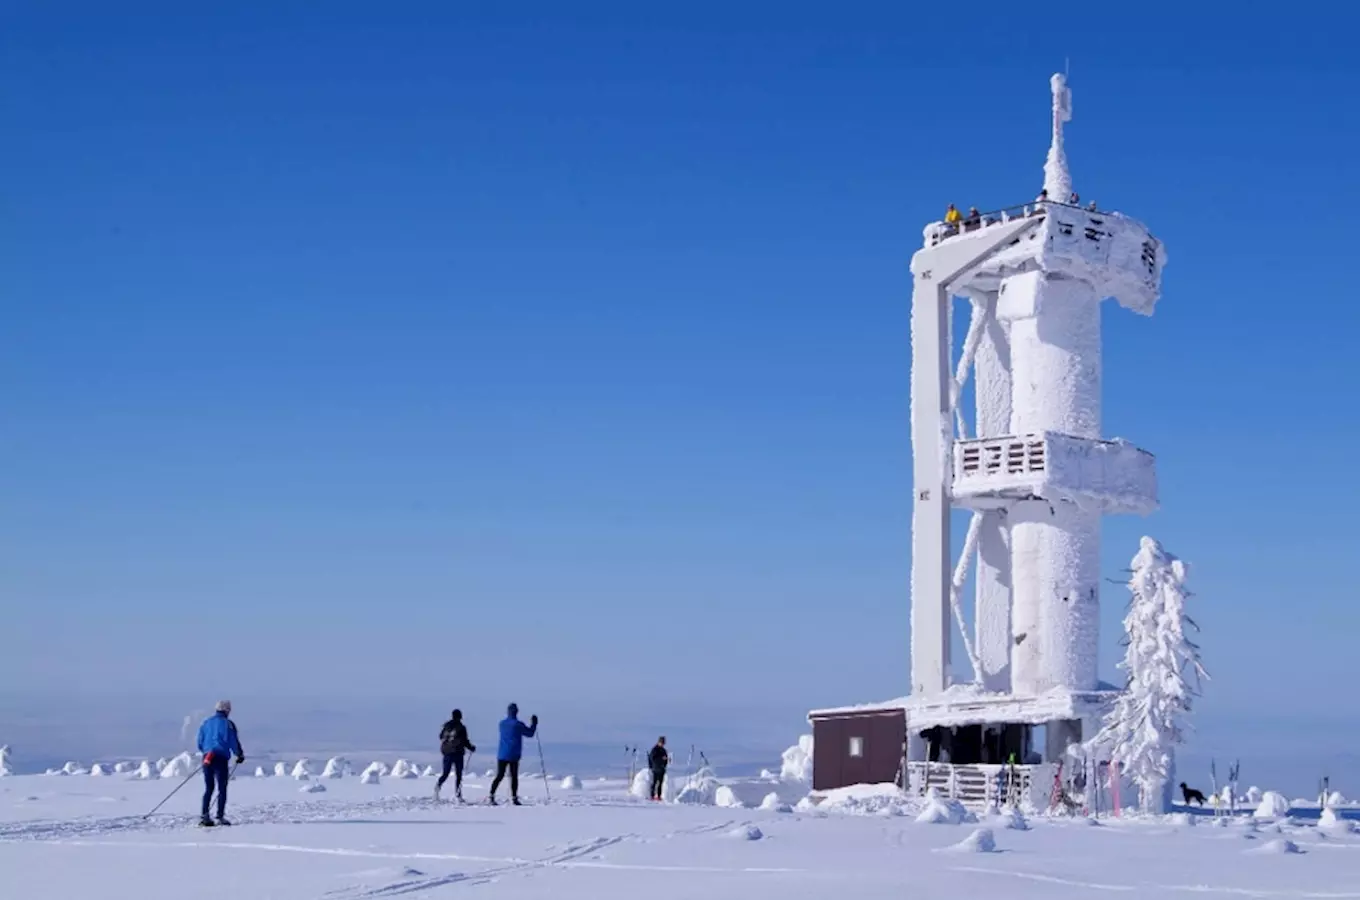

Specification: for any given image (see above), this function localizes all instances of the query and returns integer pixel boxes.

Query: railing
[957,435,1047,479]
[924,199,1109,248]
[906,761,1052,809]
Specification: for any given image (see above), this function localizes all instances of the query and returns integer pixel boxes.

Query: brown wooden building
[807,703,907,792]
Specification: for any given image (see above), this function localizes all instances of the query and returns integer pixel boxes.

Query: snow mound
[134,761,153,779]
[760,768,776,780]
[813,783,911,817]
[320,757,348,779]
[630,768,653,798]
[715,786,746,809]
[390,759,420,779]
[1245,786,1263,804]
[760,792,793,813]
[725,824,763,841]
[62,761,89,776]
[560,775,582,791]
[779,735,814,782]
[361,762,385,782]
[360,769,380,785]
[1326,790,1346,807]
[89,764,108,777]
[483,768,495,778]
[155,757,169,771]
[940,828,998,853]
[673,768,721,806]
[914,789,972,825]
[421,765,436,778]
[1319,807,1356,833]
[299,782,327,794]
[273,762,288,777]
[1168,812,1196,827]
[113,762,134,774]
[159,753,196,779]
[988,808,1030,830]
[0,745,11,777]
[254,766,267,778]
[290,759,313,780]
[1248,838,1301,855]
[1254,791,1290,819]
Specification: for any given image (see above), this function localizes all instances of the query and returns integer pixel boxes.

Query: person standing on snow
[488,703,537,806]
[435,709,476,803]
[196,700,244,827]
[647,737,670,801]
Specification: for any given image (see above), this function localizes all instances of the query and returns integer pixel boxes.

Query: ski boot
[512,797,522,807]
[487,795,498,806]
[198,817,216,828]
[215,817,233,827]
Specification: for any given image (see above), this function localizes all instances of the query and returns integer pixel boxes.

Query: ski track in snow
[0,794,620,843]
[950,865,1360,898]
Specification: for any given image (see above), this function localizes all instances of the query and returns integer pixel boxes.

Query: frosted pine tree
[1094,537,1208,814]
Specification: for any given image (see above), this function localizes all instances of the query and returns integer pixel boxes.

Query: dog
[1180,782,1208,806]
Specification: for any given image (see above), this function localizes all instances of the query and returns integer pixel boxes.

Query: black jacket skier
[435,709,476,801]
[647,737,669,801]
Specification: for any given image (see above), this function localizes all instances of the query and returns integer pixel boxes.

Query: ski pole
[143,762,204,819]
[536,733,551,802]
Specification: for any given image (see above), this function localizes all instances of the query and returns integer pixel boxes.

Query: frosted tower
[904,75,1165,766]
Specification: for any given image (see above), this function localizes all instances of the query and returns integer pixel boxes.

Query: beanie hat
[215,700,232,714]
[507,702,518,717]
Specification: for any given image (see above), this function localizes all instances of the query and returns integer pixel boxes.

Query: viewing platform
[951,431,1158,515]
[918,200,1165,315]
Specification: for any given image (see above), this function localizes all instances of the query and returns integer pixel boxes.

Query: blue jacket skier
[196,701,244,827]
[489,703,537,805]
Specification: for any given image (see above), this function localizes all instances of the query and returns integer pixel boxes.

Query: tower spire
[1044,73,1073,203]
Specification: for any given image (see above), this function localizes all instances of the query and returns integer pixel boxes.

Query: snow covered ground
[3,773,1359,898]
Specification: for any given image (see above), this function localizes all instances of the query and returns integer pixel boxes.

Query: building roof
[808,682,1122,727]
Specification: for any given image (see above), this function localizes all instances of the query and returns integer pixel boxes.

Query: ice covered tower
[904,74,1166,765]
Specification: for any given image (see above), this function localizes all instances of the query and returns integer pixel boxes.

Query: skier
[647,737,669,802]
[196,700,244,827]
[435,709,476,802]
[488,703,537,806]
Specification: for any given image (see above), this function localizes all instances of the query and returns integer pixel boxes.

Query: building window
[848,736,864,758]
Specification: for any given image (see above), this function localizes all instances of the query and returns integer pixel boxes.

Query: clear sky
[3,2,1357,787]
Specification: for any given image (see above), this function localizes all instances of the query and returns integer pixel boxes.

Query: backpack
[440,721,465,756]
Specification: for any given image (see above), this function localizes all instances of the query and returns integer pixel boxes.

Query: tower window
[848,736,864,758]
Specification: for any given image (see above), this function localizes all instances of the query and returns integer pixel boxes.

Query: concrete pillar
[999,271,1102,695]
[973,296,1013,692]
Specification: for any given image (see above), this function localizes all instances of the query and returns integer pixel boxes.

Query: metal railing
[926,199,1107,247]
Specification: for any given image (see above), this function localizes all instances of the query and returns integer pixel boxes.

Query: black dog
[1180,782,1208,806]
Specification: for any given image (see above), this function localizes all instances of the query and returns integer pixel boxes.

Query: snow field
[4,773,1357,900]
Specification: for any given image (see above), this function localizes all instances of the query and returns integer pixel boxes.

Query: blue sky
[3,3,1357,787]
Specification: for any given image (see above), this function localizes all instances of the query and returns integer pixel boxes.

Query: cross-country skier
[196,700,244,827]
[647,737,669,801]
[488,703,537,806]
[435,709,476,802]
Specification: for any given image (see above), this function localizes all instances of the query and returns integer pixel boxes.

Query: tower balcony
[951,431,1157,515]
[923,200,1164,316]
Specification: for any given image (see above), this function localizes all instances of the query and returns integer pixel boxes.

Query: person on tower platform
[964,206,982,231]
[943,203,962,236]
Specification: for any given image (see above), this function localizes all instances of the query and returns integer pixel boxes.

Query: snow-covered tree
[1093,537,1208,814]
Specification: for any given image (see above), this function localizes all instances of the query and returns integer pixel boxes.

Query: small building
[807,702,907,792]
